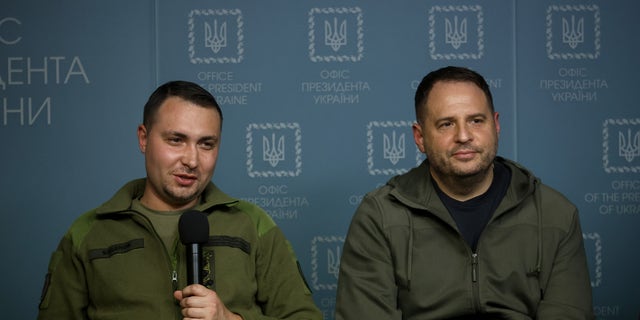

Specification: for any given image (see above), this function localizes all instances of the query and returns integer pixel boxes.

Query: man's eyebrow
[199,135,219,142]
[467,113,488,119]
[432,112,488,123]
[163,131,187,138]
[433,115,454,123]
[162,131,218,141]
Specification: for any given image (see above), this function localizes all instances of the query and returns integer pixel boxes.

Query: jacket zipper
[471,253,478,282]
[471,252,481,313]
[170,238,180,292]
[132,212,180,292]
[172,270,178,291]
[451,225,482,314]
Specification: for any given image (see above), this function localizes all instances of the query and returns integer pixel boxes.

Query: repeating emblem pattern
[583,232,602,288]
[546,5,600,60]
[246,123,302,178]
[603,118,640,173]
[308,7,364,62]
[310,236,345,291]
[428,5,484,60]
[188,9,244,64]
[367,121,423,175]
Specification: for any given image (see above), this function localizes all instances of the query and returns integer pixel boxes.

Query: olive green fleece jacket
[38,179,321,320]
[335,157,594,320]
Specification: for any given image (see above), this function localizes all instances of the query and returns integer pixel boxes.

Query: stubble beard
[161,179,202,207]
[428,142,497,187]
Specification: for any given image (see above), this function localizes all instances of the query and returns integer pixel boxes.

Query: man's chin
[451,164,487,178]
[165,189,201,207]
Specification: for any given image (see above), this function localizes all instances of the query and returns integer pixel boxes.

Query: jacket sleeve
[37,233,89,320]
[536,208,594,320]
[237,226,322,320]
[335,195,402,320]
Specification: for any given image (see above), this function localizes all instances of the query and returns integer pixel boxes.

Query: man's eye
[200,141,216,150]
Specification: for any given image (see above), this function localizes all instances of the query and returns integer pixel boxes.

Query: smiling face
[137,96,221,211]
[413,80,500,185]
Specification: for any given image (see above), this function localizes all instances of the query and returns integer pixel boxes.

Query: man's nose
[455,125,473,143]
[182,144,198,168]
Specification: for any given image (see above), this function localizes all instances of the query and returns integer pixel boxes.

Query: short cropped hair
[142,80,222,130]
[414,66,494,123]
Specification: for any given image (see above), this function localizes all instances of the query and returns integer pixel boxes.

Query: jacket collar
[387,156,537,217]
[94,178,239,216]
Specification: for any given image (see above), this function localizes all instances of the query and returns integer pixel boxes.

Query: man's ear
[137,124,148,153]
[412,122,426,154]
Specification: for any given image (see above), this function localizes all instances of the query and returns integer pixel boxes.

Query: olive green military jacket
[38,179,321,320]
[336,158,594,320]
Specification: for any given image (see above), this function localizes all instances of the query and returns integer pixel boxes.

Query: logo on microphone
[188,9,244,64]
[247,122,302,178]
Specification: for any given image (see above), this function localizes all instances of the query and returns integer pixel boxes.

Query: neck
[431,164,494,201]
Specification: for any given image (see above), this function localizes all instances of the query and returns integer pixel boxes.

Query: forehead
[154,96,221,133]
[425,81,491,115]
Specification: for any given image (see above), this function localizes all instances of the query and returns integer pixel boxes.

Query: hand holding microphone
[175,211,242,319]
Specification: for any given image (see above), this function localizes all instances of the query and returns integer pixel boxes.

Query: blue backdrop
[2,0,638,318]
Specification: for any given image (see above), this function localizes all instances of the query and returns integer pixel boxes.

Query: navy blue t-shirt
[433,161,511,252]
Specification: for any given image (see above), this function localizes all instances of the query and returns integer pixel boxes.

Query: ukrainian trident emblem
[383,131,405,165]
[562,15,584,49]
[619,129,640,163]
[326,245,341,280]
[445,15,467,50]
[263,133,285,167]
[204,19,227,53]
[324,17,347,52]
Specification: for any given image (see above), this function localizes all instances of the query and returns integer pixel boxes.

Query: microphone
[178,210,210,285]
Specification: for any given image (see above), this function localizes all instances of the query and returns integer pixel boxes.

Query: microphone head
[179,210,210,244]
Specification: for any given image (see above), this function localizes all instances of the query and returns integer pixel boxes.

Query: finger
[181,295,216,309]
[181,303,212,319]
[181,284,209,298]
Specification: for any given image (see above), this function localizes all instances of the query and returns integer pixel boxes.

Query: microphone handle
[186,243,203,285]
